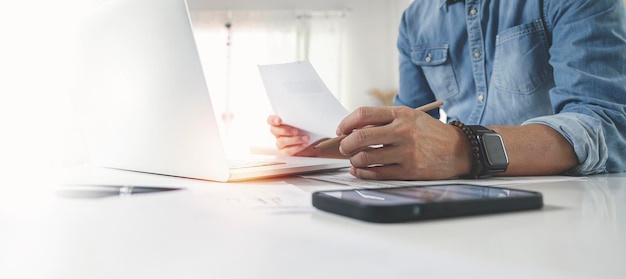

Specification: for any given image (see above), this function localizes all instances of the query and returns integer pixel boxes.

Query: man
[268,0,626,180]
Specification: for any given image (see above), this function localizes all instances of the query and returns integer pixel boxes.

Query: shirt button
[477,93,484,102]
[425,54,432,63]
[469,8,478,16]
[473,51,481,58]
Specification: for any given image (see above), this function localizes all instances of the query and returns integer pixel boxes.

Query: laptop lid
[76,0,349,182]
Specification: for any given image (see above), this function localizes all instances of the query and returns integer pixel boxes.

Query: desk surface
[1,166,625,279]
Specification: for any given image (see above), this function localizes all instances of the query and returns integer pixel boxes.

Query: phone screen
[321,184,537,205]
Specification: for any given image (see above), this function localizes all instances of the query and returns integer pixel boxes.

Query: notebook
[75,0,350,182]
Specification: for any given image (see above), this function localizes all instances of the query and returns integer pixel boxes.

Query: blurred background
[0,0,411,190]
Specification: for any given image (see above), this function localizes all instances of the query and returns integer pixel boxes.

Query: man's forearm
[490,124,578,176]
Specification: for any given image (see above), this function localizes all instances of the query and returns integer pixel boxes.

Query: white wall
[188,0,353,10]
[188,0,412,110]
[337,0,408,110]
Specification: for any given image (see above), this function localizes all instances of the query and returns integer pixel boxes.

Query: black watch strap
[465,125,509,177]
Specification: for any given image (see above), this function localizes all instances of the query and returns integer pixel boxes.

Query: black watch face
[482,133,509,167]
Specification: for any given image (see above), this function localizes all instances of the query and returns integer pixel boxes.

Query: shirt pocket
[492,20,552,94]
[411,45,460,99]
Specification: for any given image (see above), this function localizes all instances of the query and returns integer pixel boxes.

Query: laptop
[75,0,350,182]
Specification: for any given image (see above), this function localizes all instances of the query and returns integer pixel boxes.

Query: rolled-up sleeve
[524,0,626,175]
[523,113,609,175]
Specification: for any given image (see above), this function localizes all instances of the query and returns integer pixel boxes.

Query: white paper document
[258,61,349,143]
[197,181,314,214]
[221,184,313,213]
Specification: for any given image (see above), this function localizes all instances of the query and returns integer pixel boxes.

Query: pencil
[313,100,444,149]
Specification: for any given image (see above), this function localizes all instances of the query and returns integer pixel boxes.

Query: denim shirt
[395,0,626,175]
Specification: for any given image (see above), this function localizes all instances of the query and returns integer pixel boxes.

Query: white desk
[1,166,624,279]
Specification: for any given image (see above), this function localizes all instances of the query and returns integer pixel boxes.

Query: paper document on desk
[199,181,314,214]
[258,61,349,143]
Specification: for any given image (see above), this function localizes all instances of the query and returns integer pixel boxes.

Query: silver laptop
[75,0,350,182]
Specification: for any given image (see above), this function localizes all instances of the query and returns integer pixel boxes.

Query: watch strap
[449,121,484,178]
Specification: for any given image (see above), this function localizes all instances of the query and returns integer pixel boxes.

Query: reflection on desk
[0,166,624,279]
[581,175,625,235]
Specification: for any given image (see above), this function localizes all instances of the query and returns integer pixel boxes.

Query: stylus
[57,184,183,199]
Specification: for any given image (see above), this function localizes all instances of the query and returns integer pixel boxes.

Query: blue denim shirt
[395,0,626,175]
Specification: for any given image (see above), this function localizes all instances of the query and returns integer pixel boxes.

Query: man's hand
[336,106,472,180]
[267,115,314,156]
[267,115,347,158]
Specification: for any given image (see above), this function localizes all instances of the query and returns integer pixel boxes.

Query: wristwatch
[465,125,509,176]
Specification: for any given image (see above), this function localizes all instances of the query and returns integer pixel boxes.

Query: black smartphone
[312,184,543,223]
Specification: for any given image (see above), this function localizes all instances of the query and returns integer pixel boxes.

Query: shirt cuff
[522,112,608,175]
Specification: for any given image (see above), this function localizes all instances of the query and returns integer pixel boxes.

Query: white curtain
[190,10,346,153]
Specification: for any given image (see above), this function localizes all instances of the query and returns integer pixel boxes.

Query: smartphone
[312,184,543,223]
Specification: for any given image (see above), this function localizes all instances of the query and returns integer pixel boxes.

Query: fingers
[270,124,301,138]
[336,106,418,155]
[336,107,398,136]
[268,115,301,138]
[338,126,397,156]
[266,115,282,126]
[267,114,311,156]
[347,145,399,168]
[270,122,309,155]
[348,165,409,180]
[337,106,460,180]
[275,134,309,150]
[343,117,471,180]
[345,145,417,180]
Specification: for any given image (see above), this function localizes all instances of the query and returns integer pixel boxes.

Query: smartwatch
[465,125,509,176]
